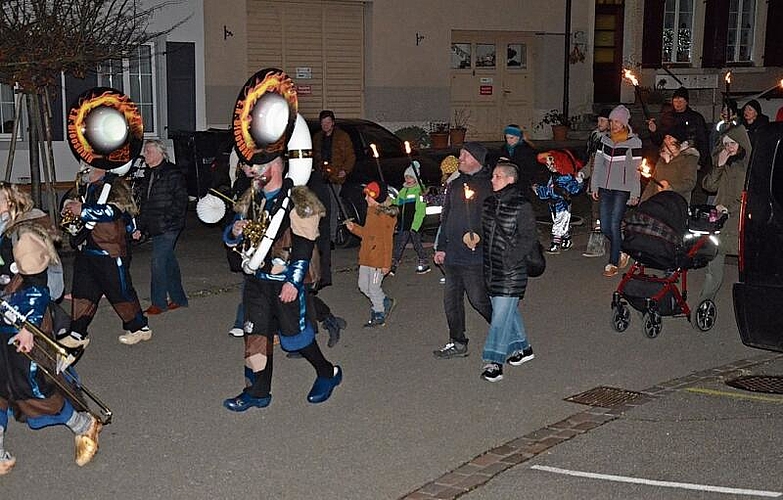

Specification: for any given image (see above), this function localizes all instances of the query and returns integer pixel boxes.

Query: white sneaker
[228,327,244,338]
[59,334,90,349]
[118,326,152,345]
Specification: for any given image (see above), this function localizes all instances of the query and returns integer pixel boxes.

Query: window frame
[96,43,157,135]
[662,0,695,65]
[0,83,20,140]
[726,0,756,63]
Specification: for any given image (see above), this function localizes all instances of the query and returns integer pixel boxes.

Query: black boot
[322,314,347,347]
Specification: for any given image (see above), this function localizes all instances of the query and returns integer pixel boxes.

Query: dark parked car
[733,122,783,352]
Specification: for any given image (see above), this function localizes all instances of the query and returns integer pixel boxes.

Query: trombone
[2,300,113,424]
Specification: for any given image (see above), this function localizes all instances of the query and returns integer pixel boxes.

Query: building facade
[1,0,781,183]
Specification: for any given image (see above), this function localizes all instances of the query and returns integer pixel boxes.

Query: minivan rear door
[733,122,783,352]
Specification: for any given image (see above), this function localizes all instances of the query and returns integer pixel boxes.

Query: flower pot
[449,128,466,147]
[429,132,449,149]
[551,125,569,141]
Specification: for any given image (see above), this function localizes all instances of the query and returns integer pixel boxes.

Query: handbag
[525,241,546,278]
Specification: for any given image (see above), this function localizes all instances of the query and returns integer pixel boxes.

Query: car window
[357,123,405,158]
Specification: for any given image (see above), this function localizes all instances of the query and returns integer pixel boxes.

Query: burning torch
[638,158,664,188]
[622,68,650,120]
[462,183,480,251]
[369,143,386,183]
[724,70,732,98]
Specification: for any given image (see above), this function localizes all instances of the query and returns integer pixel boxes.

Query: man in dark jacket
[647,86,711,204]
[432,142,493,359]
[136,139,189,314]
[478,161,537,382]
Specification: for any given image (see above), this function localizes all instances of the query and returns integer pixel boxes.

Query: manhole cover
[565,386,644,408]
[725,375,783,394]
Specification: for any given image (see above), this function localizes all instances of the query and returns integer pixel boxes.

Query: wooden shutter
[246,1,363,119]
[764,0,783,66]
[641,0,665,68]
[702,0,729,68]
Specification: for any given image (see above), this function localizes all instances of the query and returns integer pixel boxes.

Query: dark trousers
[393,229,427,265]
[443,263,492,343]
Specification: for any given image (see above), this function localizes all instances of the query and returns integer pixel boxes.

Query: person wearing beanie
[640,122,699,204]
[740,99,769,145]
[0,224,103,475]
[432,141,493,359]
[590,104,643,277]
[493,124,543,193]
[390,160,431,276]
[581,109,612,257]
[647,86,710,203]
[345,181,398,327]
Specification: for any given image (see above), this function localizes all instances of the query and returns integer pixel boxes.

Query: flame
[725,71,732,84]
[370,143,379,158]
[404,141,411,155]
[638,158,652,179]
[780,78,783,88]
[622,68,639,87]
[463,183,475,200]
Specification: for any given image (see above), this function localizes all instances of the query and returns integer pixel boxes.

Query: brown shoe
[166,302,181,311]
[602,264,619,277]
[75,415,102,466]
[145,305,165,315]
[0,451,16,475]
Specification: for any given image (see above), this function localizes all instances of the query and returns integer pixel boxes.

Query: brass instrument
[60,206,83,235]
[2,300,112,424]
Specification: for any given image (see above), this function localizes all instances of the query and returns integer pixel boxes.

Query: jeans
[150,230,188,309]
[482,296,530,365]
[443,264,492,343]
[599,188,630,266]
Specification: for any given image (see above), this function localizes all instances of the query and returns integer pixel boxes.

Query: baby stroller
[610,191,727,338]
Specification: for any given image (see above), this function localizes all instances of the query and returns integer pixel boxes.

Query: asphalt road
[2,203,781,500]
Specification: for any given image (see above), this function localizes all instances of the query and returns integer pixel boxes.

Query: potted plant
[395,125,430,149]
[428,121,450,149]
[449,108,471,147]
[535,109,570,141]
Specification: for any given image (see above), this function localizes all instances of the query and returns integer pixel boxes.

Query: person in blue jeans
[136,139,189,313]
[589,105,642,277]
[479,161,537,382]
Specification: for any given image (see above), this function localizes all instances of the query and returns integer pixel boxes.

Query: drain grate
[564,386,644,408]
[726,375,783,395]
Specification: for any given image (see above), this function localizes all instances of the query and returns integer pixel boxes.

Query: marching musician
[0,225,101,474]
[222,152,343,411]
[58,165,150,349]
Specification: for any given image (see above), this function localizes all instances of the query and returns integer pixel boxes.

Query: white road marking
[530,465,782,498]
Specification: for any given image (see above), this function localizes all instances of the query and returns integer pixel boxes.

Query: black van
[733,122,783,352]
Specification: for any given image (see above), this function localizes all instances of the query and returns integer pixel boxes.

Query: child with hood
[390,161,430,276]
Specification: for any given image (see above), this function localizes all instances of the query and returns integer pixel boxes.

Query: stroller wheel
[642,311,662,338]
[693,299,717,332]
[611,304,631,332]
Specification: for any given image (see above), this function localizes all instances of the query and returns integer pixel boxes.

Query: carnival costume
[0,228,101,474]
[220,68,342,411]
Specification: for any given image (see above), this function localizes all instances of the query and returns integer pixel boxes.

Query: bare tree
[0,0,185,212]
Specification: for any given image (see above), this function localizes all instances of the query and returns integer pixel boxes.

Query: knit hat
[743,99,763,116]
[461,141,487,165]
[665,122,689,143]
[609,105,631,128]
[13,231,51,275]
[598,107,612,119]
[363,181,388,202]
[404,160,420,179]
[503,125,522,138]
[672,86,689,101]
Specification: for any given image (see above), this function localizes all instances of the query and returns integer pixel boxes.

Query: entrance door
[593,2,624,103]
[450,31,534,141]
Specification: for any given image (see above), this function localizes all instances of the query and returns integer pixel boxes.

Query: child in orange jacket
[346,181,398,327]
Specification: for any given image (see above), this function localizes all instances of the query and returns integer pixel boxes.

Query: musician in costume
[0,183,64,299]
[222,152,342,411]
[59,165,150,348]
[0,225,101,474]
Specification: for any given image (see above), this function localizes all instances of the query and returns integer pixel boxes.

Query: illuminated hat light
[66,87,143,171]
[233,68,298,165]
